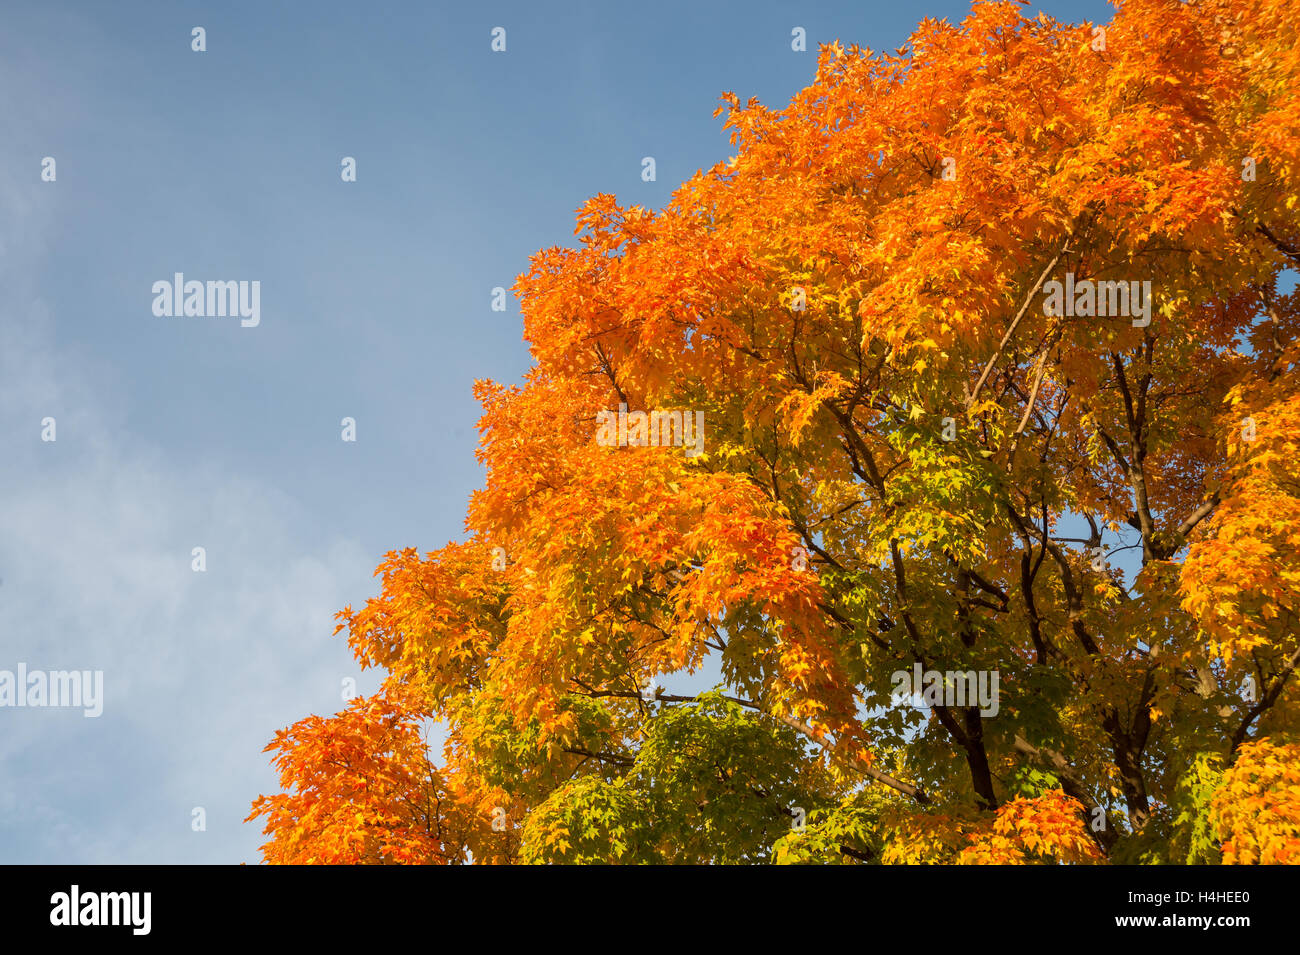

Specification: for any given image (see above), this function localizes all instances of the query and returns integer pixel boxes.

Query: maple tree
[249,0,1300,864]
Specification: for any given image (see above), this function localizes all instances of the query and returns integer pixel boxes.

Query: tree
[248,0,1300,864]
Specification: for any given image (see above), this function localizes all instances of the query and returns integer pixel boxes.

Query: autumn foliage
[249,0,1300,864]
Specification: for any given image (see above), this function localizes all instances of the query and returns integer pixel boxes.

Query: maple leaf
[252,0,1300,867]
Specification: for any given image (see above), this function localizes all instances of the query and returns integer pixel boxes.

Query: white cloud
[0,184,378,865]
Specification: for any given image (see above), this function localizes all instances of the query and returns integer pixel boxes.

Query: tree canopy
[249,0,1300,864]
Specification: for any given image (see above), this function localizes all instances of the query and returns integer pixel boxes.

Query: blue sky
[1,0,1116,863]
